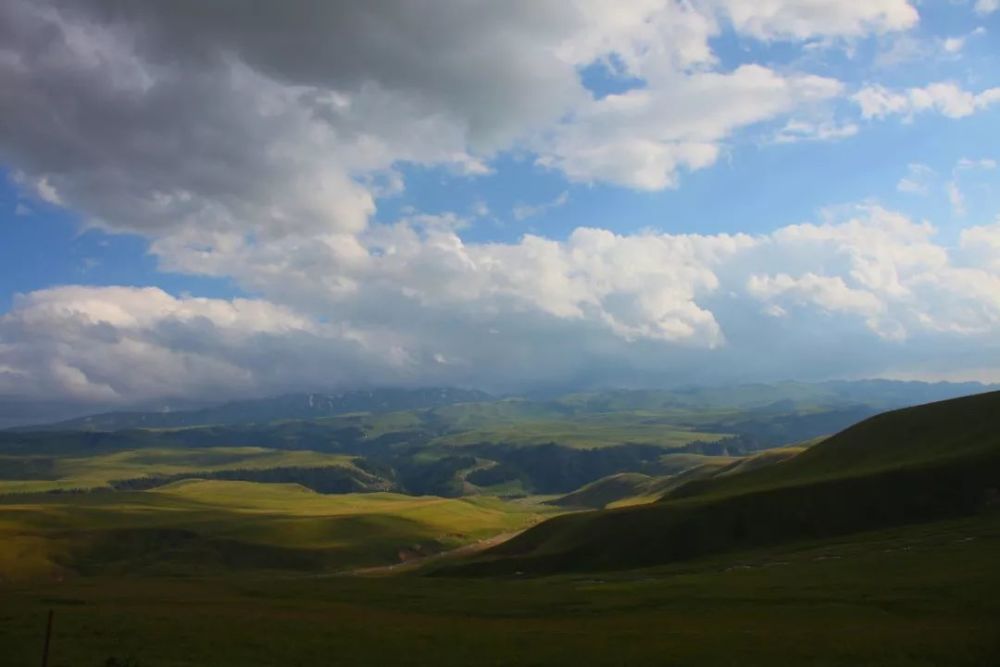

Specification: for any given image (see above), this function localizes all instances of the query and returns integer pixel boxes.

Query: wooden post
[41,609,53,667]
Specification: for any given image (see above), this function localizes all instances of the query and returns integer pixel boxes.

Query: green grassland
[0,481,559,582]
[0,447,363,494]
[0,513,998,666]
[430,413,727,448]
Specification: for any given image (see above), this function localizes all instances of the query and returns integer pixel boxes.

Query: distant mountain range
[14,387,492,431]
[6,380,996,433]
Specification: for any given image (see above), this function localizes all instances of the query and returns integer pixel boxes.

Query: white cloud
[961,219,1000,271]
[947,180,966,215]
[942,37,965,53]
[538,65,844,190]
[0,287,352,402]
[0,0,877,270]
[945,157,997,215]
[854,82,1000,119]
[744,206,1000,339]
[896,163,934,195]
[711,0,918,40]
[773,119,859,143]
[513,191,569,221]
[975,0,999,16]
[2,205,999,403]
[956,158,997,171]
[4,0,997,402]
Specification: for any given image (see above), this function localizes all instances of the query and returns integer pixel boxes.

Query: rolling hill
[549,447,807,509]
[0,480,558,581]
[440,391,1000,575]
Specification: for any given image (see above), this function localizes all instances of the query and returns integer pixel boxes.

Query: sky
[0,0,999,410]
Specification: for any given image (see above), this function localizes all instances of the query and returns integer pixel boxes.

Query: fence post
[41,609,54,667]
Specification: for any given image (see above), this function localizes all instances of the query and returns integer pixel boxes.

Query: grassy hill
[441,391,1000,575]
[0,447,385,494]
[0,480,558,581]
[547,472,657,509]
[548,447,808,510]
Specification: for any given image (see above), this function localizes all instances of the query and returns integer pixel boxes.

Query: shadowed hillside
[440,391,1000,575]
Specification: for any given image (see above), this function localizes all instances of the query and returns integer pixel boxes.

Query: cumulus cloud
[0,0,902,297]
[0,285,456,404]
[853,82,1000,119]
[0,0,909,237]
[2,206,999,403]
[6,0,998,404]
[538,65,844,190]
[961,219,1000,271]
[711,0,918,40]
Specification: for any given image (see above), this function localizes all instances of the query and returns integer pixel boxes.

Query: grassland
[0,480,559,582]
[1,513,998,666]
[430,413,726,449]
[0,447,363,494]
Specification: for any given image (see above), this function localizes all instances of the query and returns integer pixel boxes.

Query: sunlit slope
[0,481,557,581]
[443,391,1000,574]
[666,391,998,501]
[550,448,806,509]
[0,447,381,494]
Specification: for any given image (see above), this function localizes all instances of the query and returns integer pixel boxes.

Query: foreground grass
[0,513,998,666]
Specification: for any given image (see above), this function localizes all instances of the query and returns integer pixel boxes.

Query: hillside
[551,447,809,510]
[440,391,1000,575]
[0,481,557,581]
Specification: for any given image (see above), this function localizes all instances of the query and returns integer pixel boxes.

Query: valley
[1,382,998,665]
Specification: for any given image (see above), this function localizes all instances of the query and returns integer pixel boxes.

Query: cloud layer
[1,0,998,405]
[3,206,998,403]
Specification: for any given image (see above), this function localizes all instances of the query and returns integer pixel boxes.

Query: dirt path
[349,529,524,576]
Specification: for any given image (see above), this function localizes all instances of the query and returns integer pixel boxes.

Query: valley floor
[2,512,998,667]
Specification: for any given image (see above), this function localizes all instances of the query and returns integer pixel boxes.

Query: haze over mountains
[15,387,492,431]
[7,379,995,431]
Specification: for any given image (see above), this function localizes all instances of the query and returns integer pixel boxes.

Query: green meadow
[1,513,998,666]
[0,447,361,494]
[0,480,557,581]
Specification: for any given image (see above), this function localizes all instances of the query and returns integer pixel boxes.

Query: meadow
[1,387,998,665]
[0,480,558,581]
[0,513,998,666]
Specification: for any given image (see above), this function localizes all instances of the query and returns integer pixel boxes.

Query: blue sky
[0,0,998,409]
